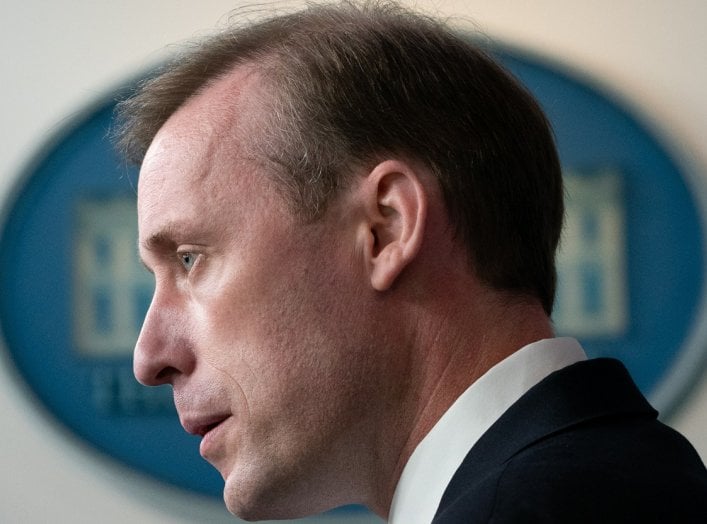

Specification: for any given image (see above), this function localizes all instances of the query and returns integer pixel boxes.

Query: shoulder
[434,415,707,523]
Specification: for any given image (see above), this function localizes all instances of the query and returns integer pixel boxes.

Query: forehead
[137,66,273,232]
[140,66,263,183]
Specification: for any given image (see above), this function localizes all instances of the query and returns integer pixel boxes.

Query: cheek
[186,277,291,404]
[188,224,371,402]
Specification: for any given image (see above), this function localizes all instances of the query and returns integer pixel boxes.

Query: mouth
[182,415,230,438]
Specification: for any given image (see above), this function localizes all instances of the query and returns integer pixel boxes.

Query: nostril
[155,366,180,382]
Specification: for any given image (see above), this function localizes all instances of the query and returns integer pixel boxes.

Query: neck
[368,288,554,518]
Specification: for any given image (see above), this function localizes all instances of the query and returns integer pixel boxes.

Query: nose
[133,292,194,386]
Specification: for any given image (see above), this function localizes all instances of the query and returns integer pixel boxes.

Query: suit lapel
[435,358,657,513]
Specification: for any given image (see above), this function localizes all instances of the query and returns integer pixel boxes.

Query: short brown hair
[114,0,564,314]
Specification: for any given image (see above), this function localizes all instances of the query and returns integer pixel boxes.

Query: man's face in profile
[132,68,388,519]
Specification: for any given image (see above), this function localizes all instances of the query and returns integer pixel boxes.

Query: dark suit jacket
[432,359,707,523]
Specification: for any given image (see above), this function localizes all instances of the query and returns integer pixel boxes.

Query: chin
[224,492,299,522]
[223,470,288,521]
[223,483,263,522]
[223,471,328,522]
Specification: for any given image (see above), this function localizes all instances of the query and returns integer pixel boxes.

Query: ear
[359,159,428,291]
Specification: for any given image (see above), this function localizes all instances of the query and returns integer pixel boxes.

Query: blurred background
[1,1,706,522]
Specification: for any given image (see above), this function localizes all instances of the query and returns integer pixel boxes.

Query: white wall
[2,1,706,522]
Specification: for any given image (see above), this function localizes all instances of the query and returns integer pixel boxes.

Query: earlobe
[361,160,428,291]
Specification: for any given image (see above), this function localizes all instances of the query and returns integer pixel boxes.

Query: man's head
[119,0,564,519]
[133,65,407,518]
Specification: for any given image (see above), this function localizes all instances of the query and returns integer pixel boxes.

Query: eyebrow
[141,227,179,253]
[137,223,182,273]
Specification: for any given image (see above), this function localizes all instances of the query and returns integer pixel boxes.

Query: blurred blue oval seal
[1,46,705,502]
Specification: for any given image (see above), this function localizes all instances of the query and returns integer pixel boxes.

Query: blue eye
[180,252,196,271]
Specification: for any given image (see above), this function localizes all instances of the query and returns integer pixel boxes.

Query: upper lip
[181,414,230,437]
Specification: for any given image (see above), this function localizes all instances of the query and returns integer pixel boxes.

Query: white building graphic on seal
[74,197,152,357]
[554,170,628,338]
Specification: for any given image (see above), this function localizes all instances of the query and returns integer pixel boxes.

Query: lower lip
[199,418,229,458]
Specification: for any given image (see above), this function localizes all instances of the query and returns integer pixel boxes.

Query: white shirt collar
[388,337,586,524]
